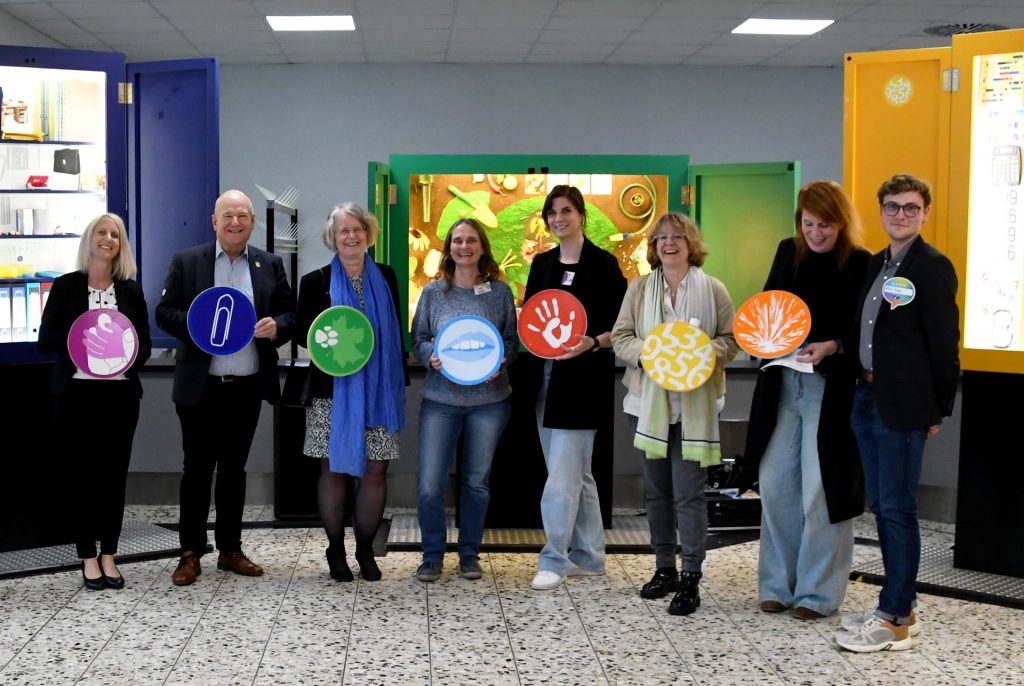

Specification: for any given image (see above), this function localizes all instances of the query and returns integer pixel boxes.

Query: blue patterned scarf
[328,254,405,476]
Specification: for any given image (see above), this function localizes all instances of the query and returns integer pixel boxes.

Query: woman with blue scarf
[297,203,407,582]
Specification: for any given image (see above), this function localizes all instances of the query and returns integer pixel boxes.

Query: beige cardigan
[611,270,738,402]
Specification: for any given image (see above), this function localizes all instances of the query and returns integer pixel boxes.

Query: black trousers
[176,374,262,556]
[55,379,140,559]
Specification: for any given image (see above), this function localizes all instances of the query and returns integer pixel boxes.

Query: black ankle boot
[355,546,381,581]
[326,546,353,582]
[668,570,702,616]
[640,567,679,599]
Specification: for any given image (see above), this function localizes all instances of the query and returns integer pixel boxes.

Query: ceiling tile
[54,1,161,19]
[751,2,868,21]
[355,0,454,15]
[124,46,204,60]
[536,29,633,44]
[95,31,191,48]
[554,1,660,17]
[823,19,934,36]
[1,3,65,20]
[938,8,1024,24]
[651,1,763,19]
[360,28,449,42]
[253,0,357,14]
[605,53,686,65]
[524,53,605,63]
[545,16,645,32]
[636,16,743,32]
[353,15,452,30]
[73,17,177,32]
[167,15,270,31]
[445,41,534,54]
[623,31,720,46]
[188,29,278,46]
[447,53,527,63]
[844,4,967,22]
[456,0,555,15]
[453,15,548,29]
[446,29,538,43]
[529,42,615,56]
[149,0,260,18]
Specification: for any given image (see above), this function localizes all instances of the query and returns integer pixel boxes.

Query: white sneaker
[840,609,920,637]
[531,570,565,591]
[566,564,604,577]
[835,615,913,653]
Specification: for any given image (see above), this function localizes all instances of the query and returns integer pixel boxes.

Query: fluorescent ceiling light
[266,15,355,31]
[732,18,833,35]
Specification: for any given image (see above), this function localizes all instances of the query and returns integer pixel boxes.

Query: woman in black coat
[742,181,870,619]
[522,185,627,592]
[37,213,152,590]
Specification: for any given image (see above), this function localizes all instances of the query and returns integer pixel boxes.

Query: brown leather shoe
[759,599,788,613]
[172,552,201,586]
[216,550,264,577]
[791,605,827,620]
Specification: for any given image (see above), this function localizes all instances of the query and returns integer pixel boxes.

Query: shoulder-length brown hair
[793,180,862,266]
[439,218,501,290]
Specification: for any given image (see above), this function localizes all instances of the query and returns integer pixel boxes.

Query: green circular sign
[307,306,375,376]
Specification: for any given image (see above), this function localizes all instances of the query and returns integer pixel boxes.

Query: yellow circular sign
[640,321,717,392]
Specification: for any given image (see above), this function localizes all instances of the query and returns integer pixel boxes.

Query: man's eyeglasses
[881,202,922,218]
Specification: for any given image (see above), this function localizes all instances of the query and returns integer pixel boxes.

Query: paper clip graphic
[210,293,234,348]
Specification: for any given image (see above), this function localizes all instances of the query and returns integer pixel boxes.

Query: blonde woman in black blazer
[38,213,151,590]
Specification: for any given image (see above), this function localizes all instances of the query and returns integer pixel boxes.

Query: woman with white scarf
[612,213,737,616]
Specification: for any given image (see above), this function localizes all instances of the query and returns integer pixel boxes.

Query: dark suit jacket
[155,241,296,407]
[37,271,152,397]
[296,261,408,399]
[853,235,960,430]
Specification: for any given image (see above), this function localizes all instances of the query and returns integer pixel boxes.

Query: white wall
[219,62,844,267]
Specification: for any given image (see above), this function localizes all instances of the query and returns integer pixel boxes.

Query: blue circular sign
[187,286,258,356]
[433,315,504,386]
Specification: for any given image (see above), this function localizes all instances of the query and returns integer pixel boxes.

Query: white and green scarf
[633,266,722,467]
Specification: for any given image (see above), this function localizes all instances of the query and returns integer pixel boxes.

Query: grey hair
[321,202,379,253]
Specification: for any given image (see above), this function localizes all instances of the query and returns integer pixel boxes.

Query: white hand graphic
[526,297,576,349]
[84,313,133,375]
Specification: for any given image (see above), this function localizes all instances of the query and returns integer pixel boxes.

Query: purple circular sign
[67,308,139,379]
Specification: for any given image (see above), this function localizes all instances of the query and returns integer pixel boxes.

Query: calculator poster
[964,51,1024,351]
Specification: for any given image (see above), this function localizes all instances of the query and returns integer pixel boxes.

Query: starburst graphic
[734,291,811,358]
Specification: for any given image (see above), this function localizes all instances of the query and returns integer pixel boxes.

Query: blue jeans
[851,382,926,624]
[417,397,511,562]
[758,370,853,615]
[536,363,606,575]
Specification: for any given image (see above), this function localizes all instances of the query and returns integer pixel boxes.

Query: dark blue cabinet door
[128,58,219,349]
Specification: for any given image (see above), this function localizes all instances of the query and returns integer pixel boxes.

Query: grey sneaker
[835,614,913,653]
[840,609,920,637]
[458,557,483,580]
[416,560,443,582]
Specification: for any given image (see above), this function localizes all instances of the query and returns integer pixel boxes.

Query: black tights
[317,458,389,556]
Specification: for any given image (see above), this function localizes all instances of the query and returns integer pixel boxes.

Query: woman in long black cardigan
[38,213,151,590]
[742,181,869,619]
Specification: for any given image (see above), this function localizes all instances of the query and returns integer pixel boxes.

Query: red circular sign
[518,289,588,359]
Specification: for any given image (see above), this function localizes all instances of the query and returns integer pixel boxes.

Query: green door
[367,161,391,265]
[688,162,801,309]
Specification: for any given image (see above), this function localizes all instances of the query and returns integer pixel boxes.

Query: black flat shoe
[640,567,679,599]
[81,562,105,591]
[668,570,702,616]
[102,573,125,590]
[355,546,381,582]
[326,547,353,582]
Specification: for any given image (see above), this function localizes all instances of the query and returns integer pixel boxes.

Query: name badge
[561,271,575,286]
[473,282,492,295]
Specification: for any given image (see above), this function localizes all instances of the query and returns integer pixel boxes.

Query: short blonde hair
[321,203,379,253]
[646,213,708,269]
[76,213,137,279]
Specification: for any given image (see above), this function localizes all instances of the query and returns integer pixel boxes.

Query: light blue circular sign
[187,286,257,355]
[433,315,504,386]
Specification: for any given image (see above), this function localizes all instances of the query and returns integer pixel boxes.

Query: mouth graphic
[441,330,498,362]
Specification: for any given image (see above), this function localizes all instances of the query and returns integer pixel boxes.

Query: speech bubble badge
[68,308,138,378]
[518,289,588,359]
[733,290,812,359]
[640,321,717,392]
[434,315,504,386]
[882,277,916,310]
[187,286,257,356]
[307,306,375,377]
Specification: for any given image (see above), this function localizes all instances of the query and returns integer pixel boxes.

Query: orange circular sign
[518,289,588,359]
[734,290,811,359]
[640,321,717,392]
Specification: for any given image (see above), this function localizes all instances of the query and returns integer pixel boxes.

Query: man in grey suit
[156,189,296,586]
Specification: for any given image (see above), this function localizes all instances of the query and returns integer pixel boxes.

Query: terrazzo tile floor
[1,509,1020,685]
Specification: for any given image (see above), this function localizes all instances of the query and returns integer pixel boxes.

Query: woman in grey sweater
[411,218,519,582]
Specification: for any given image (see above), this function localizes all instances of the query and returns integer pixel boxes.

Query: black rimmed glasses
[881,202,922,218]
